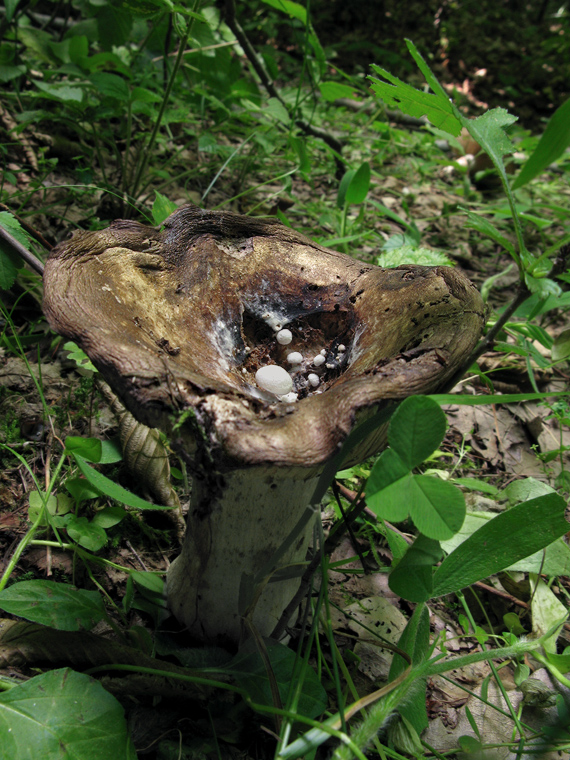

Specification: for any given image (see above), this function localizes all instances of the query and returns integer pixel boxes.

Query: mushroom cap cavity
[276,329,293,345]
[255,365,293,396]
[313,354,326,367]
[287,351,303,364]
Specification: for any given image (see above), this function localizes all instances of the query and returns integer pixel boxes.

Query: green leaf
[466,108,517,164]
[0,668,136,760]
[65,436,102,463]
[388,396,447,469]
[65,476,103,503]
[432,493,568,597]
[552,329,570,362]
[260,0,307,23]
[461,208,516,257]
[513,97,570,189]
[152,192,178,225]
[89,72,130,100]
[377,246,453,268]
[319,82,357,102]
[227,643,327,719]
[389,534,442,602]
[100,439,123,464]
[4,0,19,22]
[0,580,106,631]
[66,516,107,551]
[345,161,371,205]
[365,449,411,521]
[73,455,172,510]
[390,604,429,733]
[337,168,355,208]
[63,341,98,373]
[32,80,85,104]
[368,64,461,136]
[264,97,290,124]
[408,475,465,540]
[91,506,126,529]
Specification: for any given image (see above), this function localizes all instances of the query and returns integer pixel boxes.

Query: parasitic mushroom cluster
[43,204,485,646]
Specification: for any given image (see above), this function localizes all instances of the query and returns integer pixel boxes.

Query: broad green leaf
[264,97,290,125]
[365,448,410,520]
[513,97,570,189]
[91,506,126,529]
[73,455,172,510]
[503,477,554,505]
[0,580,106,631]
[389,395,447,469]
[552,329,570,362]
[100,439,123,464]
[319,82,357,102]
[432,493,568,597]
[389,534,442,602]
[345,161,371,205]
[377,246,453,268]
[453,478,499,496]
[65,436,102,463]
[530,575,567,653]
[33,80,85,104]
[227,643,326,719]
[66,516,107,551]
[0,64,26,83]
[0,668,136,760]
[466,108,517,165]
[369,64,461,136]
[152,191,178,225]
[408,475,465,540]
[65,476,103,503]
[89,72,130,100]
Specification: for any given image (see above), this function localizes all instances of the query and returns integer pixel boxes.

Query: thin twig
[0,224,45,276]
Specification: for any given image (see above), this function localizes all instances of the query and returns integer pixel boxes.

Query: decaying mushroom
[43,204,485,646]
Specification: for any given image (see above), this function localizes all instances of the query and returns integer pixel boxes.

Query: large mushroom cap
[43,204,485,470]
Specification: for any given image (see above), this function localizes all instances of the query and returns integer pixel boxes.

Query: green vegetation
[0,1,569,758]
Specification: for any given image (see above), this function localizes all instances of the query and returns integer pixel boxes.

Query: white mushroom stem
[166,466,320,643]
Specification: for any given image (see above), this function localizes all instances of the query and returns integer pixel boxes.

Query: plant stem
[130,5,199,201]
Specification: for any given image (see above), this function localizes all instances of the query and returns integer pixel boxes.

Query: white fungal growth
[313,355,325,367]
[320,349,326,356]
[279,391,298,403]
[276,329,293,345]
[338,344,346,352]
[287,352,303,365]
[255,365,293,396]
[307,373,320,387]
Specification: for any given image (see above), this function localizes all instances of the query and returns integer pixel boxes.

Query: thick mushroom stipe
[43,204,485,645]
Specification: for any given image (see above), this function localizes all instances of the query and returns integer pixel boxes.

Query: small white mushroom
[320,349,326,356]
[279,391,298,403]
[287,351,303,365]
[313,355,325,367]
[276,329,293,345]
[338,344,346,352]
[307,373,320,387]
[255,365,293,396]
